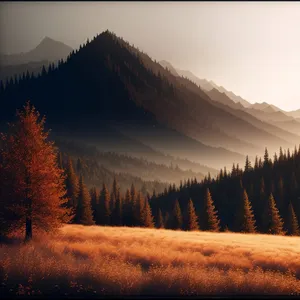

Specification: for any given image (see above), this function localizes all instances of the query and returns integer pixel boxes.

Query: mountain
[0,31,247,170]
[159,60,179,76]
[0,37,73,66]
[250,102,283,113]
[1,31,298,169]
[204,88,299,148]
[161,60,252,108]
[285,108,300,119]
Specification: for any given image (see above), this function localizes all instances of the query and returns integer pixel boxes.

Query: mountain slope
[0,31,246,170]
[206,88,300,145]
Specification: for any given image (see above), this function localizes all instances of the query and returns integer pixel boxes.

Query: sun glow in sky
[1,2,300,111]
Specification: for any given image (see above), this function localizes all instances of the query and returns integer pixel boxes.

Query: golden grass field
[1,225,300,296]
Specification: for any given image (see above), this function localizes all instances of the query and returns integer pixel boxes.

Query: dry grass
[1,225,300,296]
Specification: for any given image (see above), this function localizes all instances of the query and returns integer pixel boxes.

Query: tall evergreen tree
[143,199,154,228]
[122,188,131,226]
[203,188,220,232]
[65,157,79,208]
[184,199,199,231]
[171,200,183,230]
[286,202,300,236]
[74,175,95,225]
[156,209,164,229]
[237,189,256,233]
[263,194,284,235]
[244,155,252,172]
[112,196,123,226]
[97,183,111,225]
[135,192,145,226]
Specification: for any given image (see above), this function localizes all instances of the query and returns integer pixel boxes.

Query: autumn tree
[74,175,95,225]
[184,199,199,231]
[0,102,72,241]
[203,188,220,232]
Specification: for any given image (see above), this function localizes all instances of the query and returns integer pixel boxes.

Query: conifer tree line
[151,147,300,236]
[62,145,300,235]
[62,154,155,227]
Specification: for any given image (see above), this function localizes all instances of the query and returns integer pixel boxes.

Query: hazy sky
[1,2,300,111]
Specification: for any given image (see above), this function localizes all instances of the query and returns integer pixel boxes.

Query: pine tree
[143,199,154,228]
[65,156,79,208]
[171,200,183,230]
[286,202,300,236]
[184,199,199,231]
[90,187,98,220]
[122,188,131,226]
[156,209,164,229]
[97,184,111,225]
[244,155,252,172]
[0,102,72,241]
[264,194,284,235]
[237,189,256,233]
[164,212,171,229]
[264,148,269,167]
[112,196,123,226]
[203,188,220,232]
[135,192,145,226]
[74,175,95,225]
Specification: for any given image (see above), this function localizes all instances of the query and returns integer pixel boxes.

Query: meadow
[1,225,300,296]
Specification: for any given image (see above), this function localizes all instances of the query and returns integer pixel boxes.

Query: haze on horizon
[1,2,300,111]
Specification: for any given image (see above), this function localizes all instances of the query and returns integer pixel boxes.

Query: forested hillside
[151,146,300,235]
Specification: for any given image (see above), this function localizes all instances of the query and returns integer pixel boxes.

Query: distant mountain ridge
[0,32,298,170]
[0,37,73,66]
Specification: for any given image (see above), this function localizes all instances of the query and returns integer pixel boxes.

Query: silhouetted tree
[74,175,95,225]
[65,156,79,208]
[156,209,164,229]
[97,184,111,225]
[171,200,183,230]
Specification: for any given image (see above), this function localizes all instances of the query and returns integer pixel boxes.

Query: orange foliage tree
[0,102,72,242]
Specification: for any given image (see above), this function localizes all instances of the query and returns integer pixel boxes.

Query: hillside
[206,88,300,146]
[56,136,214,188]
[0,31,248,170]
[1,225,299,296]
[152,146,300,235]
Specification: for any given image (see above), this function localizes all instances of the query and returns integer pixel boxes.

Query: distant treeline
[151,147,300,235]
[64,146,300,235]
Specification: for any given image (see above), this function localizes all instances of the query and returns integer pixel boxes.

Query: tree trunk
[25,217,32,242]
